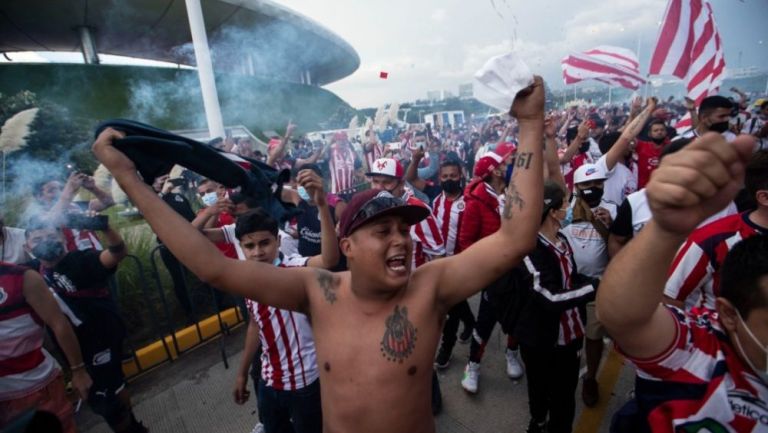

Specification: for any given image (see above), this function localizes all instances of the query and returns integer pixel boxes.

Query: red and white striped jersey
[403,189,445,268]
[0,263,58,401]
[532,234,586,346]
[431,192,466,256]
[244,256,319,391]
[664,213,765,310]
[624,306,768,433]
[328,144,357,194]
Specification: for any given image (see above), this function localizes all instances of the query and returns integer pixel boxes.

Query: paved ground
[78,294,636,433]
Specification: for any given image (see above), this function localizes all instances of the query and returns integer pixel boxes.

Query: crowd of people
[0,76,767,433]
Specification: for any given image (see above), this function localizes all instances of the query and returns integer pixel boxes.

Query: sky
[2,0,766,108]
[280,0,768,107]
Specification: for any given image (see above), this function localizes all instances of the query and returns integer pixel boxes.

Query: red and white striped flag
[561,46,647,90]
[649,0,726,132]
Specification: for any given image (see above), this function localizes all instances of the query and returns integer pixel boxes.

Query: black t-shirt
[296,200,336,257]
[610,198,634,238]
[28,250,123,337]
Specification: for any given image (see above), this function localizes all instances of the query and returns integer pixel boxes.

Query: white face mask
[733,311,768,384]
[201,192,218,207]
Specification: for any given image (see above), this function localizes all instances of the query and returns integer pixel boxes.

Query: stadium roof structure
[0,0,360,86]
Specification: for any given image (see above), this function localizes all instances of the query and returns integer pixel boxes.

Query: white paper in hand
[474,52,534,112]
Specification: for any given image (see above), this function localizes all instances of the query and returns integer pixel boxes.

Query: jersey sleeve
[522,250,595,312]
[610,199,634,238]
[663,239,713,304]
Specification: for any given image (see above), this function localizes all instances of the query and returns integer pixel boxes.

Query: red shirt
[634,139,667,189]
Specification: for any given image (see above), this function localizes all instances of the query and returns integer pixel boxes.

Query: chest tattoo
[380,305,418,363]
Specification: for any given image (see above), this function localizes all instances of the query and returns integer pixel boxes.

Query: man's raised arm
[597,133,755,359]
[92,128,312,313]
[431,76,545,309]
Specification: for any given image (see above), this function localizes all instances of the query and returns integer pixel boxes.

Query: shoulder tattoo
[315,269,337,304]
[380,305,418,363]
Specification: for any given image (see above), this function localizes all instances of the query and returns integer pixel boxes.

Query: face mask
[505,164,514,185]
[273,257,281,267]
[651,137,666,145]
[560,206,573,228]
[201,192,218,207]
[505,136,514,142]
[31,240,65,262]
[441,179,462,195]
[579,187,604,208]
[297,186,311,202]
[733,311,768,384]
[579,141,590,153]
[710,121,730,134]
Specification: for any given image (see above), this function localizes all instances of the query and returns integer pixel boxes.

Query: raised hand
[92,128,132,175]
[510,76,545,122]
[297,169,327,207]
[646,133,755,235]
[684,97,696,111]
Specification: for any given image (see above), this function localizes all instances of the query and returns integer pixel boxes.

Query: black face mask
[579,141,591,153]
[651,137,666,145]
[709,121,730,133]
[31,240,65,262]
[579,187,604,208]
[441,179,463,195]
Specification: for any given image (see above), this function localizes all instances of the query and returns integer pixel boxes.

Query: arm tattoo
[503,180,525,220]
[515,152,534,170]
[380,305,418,363]
[315,269,337,304]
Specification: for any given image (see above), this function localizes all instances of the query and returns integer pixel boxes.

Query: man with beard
[92,77,546,433]
[633,119,670,189]
[675,95,736,142]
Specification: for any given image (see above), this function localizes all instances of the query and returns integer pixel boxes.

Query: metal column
[184,0,225,139]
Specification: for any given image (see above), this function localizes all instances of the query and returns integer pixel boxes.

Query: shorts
[585,301,606,340]
[0,372,75,433]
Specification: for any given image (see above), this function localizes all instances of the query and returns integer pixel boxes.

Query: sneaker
[461,361,480,394]
[458,326,473,344]
[505,348,524,380]
[251,423,265,433]
[434,346,452,370]
[526,419,547,433]
[582,377,599,407]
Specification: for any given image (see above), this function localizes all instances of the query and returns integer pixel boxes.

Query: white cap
[573,163,607,184]
[366,158,404,178]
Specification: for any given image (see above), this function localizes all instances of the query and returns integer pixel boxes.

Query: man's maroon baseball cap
[338,189,430,238]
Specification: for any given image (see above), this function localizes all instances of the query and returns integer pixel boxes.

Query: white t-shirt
[561,200,617,278]
[596,154,637,207]
[1,226,30,264]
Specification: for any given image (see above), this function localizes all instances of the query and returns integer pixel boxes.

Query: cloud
[431,8,448,22]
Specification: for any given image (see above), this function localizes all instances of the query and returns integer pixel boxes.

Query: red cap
[473,142,515,178]
[338,189,430,238]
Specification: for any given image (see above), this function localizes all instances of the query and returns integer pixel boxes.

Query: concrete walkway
[78,294,636,433]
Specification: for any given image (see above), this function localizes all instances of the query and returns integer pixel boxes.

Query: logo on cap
[586,167,598,176]
[376,160,389,171]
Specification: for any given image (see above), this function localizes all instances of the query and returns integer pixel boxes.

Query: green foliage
[0,90,37,125]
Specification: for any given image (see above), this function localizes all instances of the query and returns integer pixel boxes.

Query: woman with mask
[499,181,595,433]
[560,163,616,407]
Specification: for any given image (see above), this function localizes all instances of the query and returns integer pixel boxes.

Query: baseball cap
[573,163,607,184]
[473,142,516,178]
[366,158,404,178]
[338,189,430,238]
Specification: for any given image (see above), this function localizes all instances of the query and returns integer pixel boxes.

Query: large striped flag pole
[648,0,726,133]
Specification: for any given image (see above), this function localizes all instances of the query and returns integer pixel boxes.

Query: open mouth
[386,255,407,273]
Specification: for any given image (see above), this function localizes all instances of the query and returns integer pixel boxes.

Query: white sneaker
[251,422,265,433]
[505,349,524,380]
[461,361,480,394]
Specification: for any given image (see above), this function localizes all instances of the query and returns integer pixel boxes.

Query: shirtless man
[92,76,545,433]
